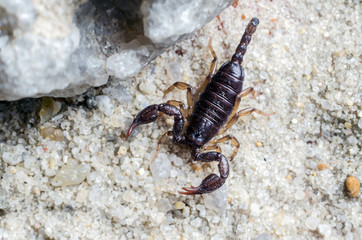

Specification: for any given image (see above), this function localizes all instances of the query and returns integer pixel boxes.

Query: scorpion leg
[230,87,256,118]
[199,38,218,94]
[163,82,194,116]
[202,144,221,153]
[223,107,274,133]
[213,135,240,161]
[179,152,229,195]
[219,87,257,135]
[166,100,186,119]
[125,104,184,143]
[152,131,173,163]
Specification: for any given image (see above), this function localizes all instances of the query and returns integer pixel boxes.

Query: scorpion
[126,18,273,195]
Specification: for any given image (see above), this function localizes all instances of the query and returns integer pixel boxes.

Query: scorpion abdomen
[185,61,244,147]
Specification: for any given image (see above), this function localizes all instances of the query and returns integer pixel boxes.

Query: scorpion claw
[125,105,159,140]
[178,186,201,195]
[178,174,226,195]
[125,122,138,140]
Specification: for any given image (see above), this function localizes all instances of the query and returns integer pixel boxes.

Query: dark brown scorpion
[126,18,273,195]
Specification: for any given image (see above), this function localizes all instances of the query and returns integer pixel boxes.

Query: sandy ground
[0,0,361,239]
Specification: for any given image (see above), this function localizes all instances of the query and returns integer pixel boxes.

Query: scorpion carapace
[126,18,273,195]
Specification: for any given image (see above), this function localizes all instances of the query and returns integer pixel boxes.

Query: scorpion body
[126,18,272,195]
[185,60,245,148]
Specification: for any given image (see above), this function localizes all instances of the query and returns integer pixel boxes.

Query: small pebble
[157,198,172,212]
[51,163,90,187]
[318,224,332,237]
[203,184,228,213]
[255,141,263,147]
[151,153,171,180]
[40,126,64,141]
[253,233,272,240]
[76,189,88,203]
[139,81,156,95]
[345,176,360,198]
[117,146,127,156]
[175,201,185,210]
[344,122,352,129]
[137,168,145,176]
[39,97,62,123]
[190,217,202,228]
[317,163,328,171]
[305,216,320,230]
[95,95,114,116]
[295,190,305,200]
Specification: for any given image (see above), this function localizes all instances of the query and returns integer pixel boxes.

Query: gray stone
[0,0,232,101]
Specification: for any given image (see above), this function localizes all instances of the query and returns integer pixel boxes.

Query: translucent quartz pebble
[95,95,114,116]
[151,153,171,180]
[203,184,227,213]
[305,216,320,230]
[2,144,26,165]
[39,97,62,123]
[253,233,272,240]
[51,163,91,187]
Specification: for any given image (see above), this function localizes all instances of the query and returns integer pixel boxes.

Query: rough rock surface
[0,0,232,101]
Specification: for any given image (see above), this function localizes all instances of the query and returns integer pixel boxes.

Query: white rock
[51,163,90,187]
[142,0,231,45]
[305,216,320,230]
[190,217,202,228]
[106,47,149,80]
[0,0,231,100]
[151,153,171,180]
[318,224,332,237]
[96,95,114,116]
[253,233,272,240]
[139,81,156,95]
[2,145,26,165]
[295,190,305,200]
[203,184,228,213]
[157,198,172,212]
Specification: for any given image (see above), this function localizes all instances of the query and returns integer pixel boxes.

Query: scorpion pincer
[126,18,273,195]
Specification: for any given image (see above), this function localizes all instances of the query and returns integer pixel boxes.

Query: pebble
[139,81,156,95]
[2,144,26,165]
[117,146,128,156]
[39,97,62,123]
[40,126,64,141]
[295,190,305,200]
[175,201,185,210]
[95,95,114,116]
[317,163,328,171]
[345,176,360,198]
[157,198,172,212]
[250,203,260,217]
[137,168,145,176]
[190,217,202,228]
[76,189,88,203]
[344,122,352,129]
[259,71,269,80]
[51,163,91,187]
[151,153,171,180]
[254,233,272,240]
[255,141,263,147]
[203,184,228,213]
[318,224,332,237]
[305,216,320,230]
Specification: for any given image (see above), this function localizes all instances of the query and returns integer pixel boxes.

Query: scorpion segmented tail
[231,18,259,64]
